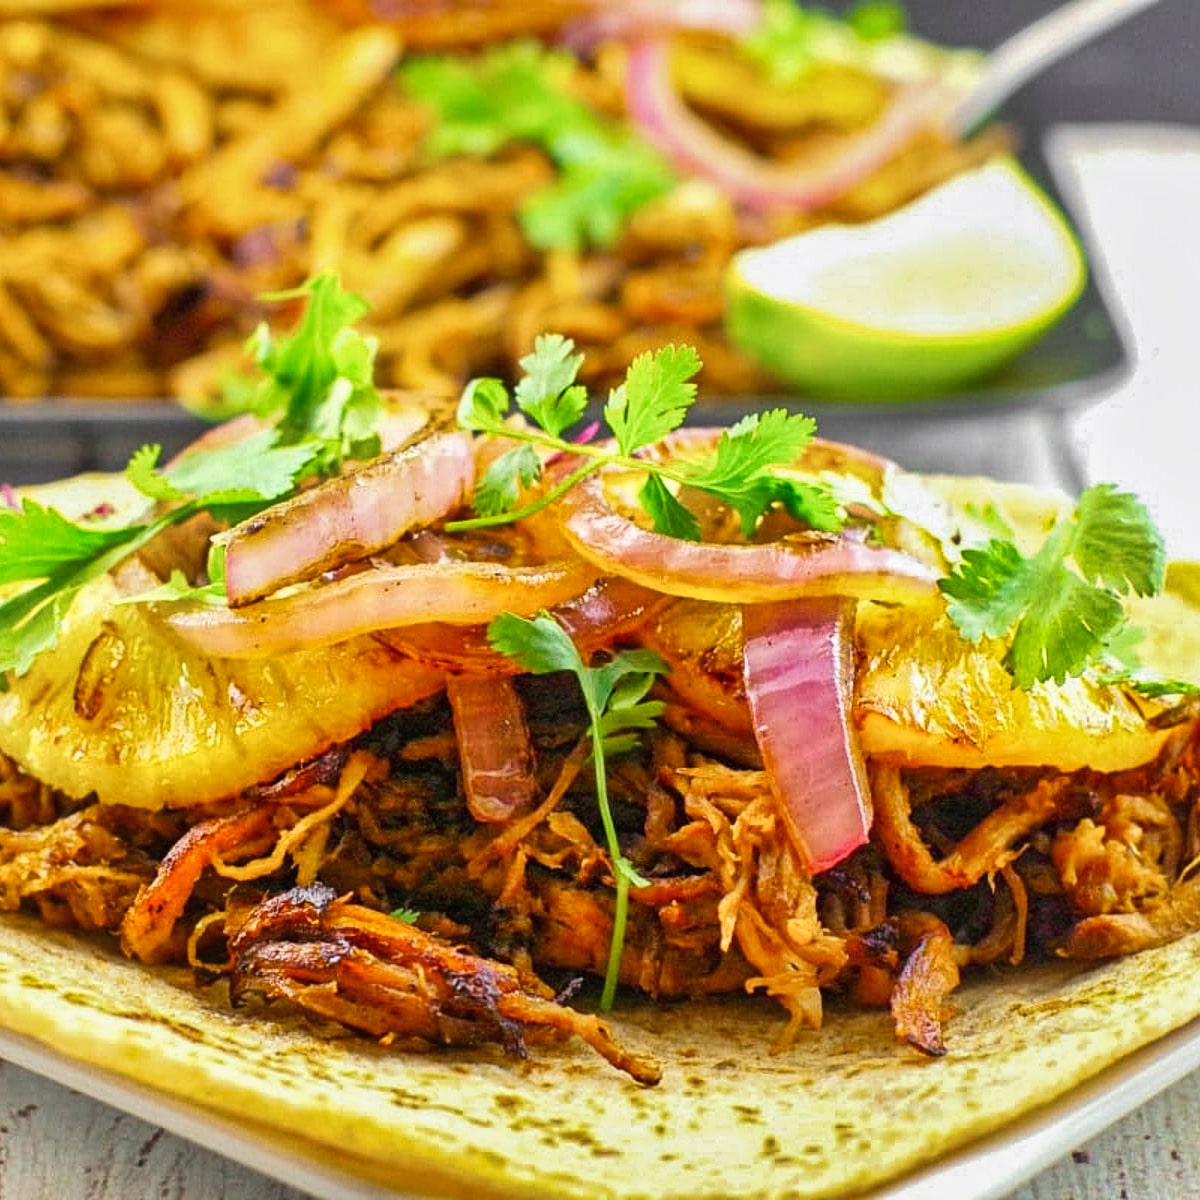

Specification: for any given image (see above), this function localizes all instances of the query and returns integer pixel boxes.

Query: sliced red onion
[742,597,871,873]
[166,557,598,658]
[222,430,475,606]
[557,468,937,605]
[625,37,945,211]
[562,0,760,53]
[446,673,537,823]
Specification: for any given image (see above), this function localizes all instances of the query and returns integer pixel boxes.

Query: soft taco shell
[2,474,1200,1197]
[0,911,1198,1200]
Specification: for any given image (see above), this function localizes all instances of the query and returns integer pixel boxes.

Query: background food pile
[0,0,1002,406]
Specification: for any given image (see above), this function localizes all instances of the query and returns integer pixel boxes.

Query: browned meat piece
[889,915,961,1057]
[228,883,662,1084]
[1062,874,1200,959]
[533,875,752,999]
[871,765,1074,895]
[0,803,181,933]
[121,807,277,964]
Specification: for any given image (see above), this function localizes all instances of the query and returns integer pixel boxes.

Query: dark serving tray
[0,125,1131,491]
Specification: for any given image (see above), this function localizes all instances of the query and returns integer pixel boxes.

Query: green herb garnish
[487,610,667,1010]
[939,483,1167,687]
[451,333,842,540]
[399,41,675,250]
[0,274,385,679]
[743,0,907,84]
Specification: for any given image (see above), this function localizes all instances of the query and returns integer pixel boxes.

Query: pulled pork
[2,687,1200,1077]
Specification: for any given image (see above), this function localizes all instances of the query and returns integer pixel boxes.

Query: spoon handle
[947,0,1163,137]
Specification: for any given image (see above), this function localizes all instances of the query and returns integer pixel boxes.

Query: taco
[2,303,1200,1198]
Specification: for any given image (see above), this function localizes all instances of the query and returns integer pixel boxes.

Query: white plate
[2,1009,1200,1200]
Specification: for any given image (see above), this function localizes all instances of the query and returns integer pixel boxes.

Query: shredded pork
[2,670,1200,1075]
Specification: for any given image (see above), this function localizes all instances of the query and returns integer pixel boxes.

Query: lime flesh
[724,157,1087,401]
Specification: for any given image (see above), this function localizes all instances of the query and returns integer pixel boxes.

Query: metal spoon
[945,0,1164,137]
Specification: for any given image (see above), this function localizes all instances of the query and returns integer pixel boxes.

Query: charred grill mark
[73,623,126,722]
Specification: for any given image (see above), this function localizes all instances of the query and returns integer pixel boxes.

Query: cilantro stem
[445,419,703,533]
[446,458,600,532]
[590,716,631,1012]
[486,610,664,1012]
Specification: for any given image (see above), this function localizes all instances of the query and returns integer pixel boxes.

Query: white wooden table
[2,125,1199,1200]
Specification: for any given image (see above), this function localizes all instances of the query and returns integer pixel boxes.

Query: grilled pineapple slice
[0,572,443,810]
[855,595,1184,773]
[1,473,445,809]
[857,475,1199,773]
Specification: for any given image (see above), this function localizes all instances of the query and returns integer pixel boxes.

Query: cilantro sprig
[0,275,385,680]
[451,334,843,541]
[400,41,675,250]
[743,0,907,84]
[487,611,667,1010]
[939,483,1167,687]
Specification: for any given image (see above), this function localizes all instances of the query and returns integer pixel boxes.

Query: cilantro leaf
[742,0,905,84]
[401,41,675,250]
[847,0,907,40]
[513,334,588,438]
[400,41,579,159]
[244,273,384,468]
[1100,670,1200,700]
[698,410,818,484]
[127,433,317,508]
[941,483,1167,686]
[450,339,846,544]
[456,377,512,432]
[0,499,134,586]
[118,542,228,608]
[487,611,666,1009]
[473,444,543,517]
[1071,482,1165,596]
[638,474,700,542]
[1004,568,1126,687]
[0,501,187,678]
[519,132,675,252]
[939,538,1032,643]
[0,585,74,678]
[1,273,388,681]
[677,409,825,535]
[487,609,583,676]
[604,345,701,457]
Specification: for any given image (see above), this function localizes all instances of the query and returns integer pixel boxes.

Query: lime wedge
[724,157,1086,401]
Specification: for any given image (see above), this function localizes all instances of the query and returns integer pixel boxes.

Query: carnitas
[3,649,1199,1078]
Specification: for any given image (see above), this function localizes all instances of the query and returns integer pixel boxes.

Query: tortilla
[0,911,1197,1199]
[3,467,1200,1199]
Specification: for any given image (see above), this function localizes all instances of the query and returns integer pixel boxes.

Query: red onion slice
[166,557,598,658]
[557,468,937,605]
[222,430,476,606]
[625,37,945,211]
[446,673,538,823]
[742,597,871,873]
[562,0,760,53]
